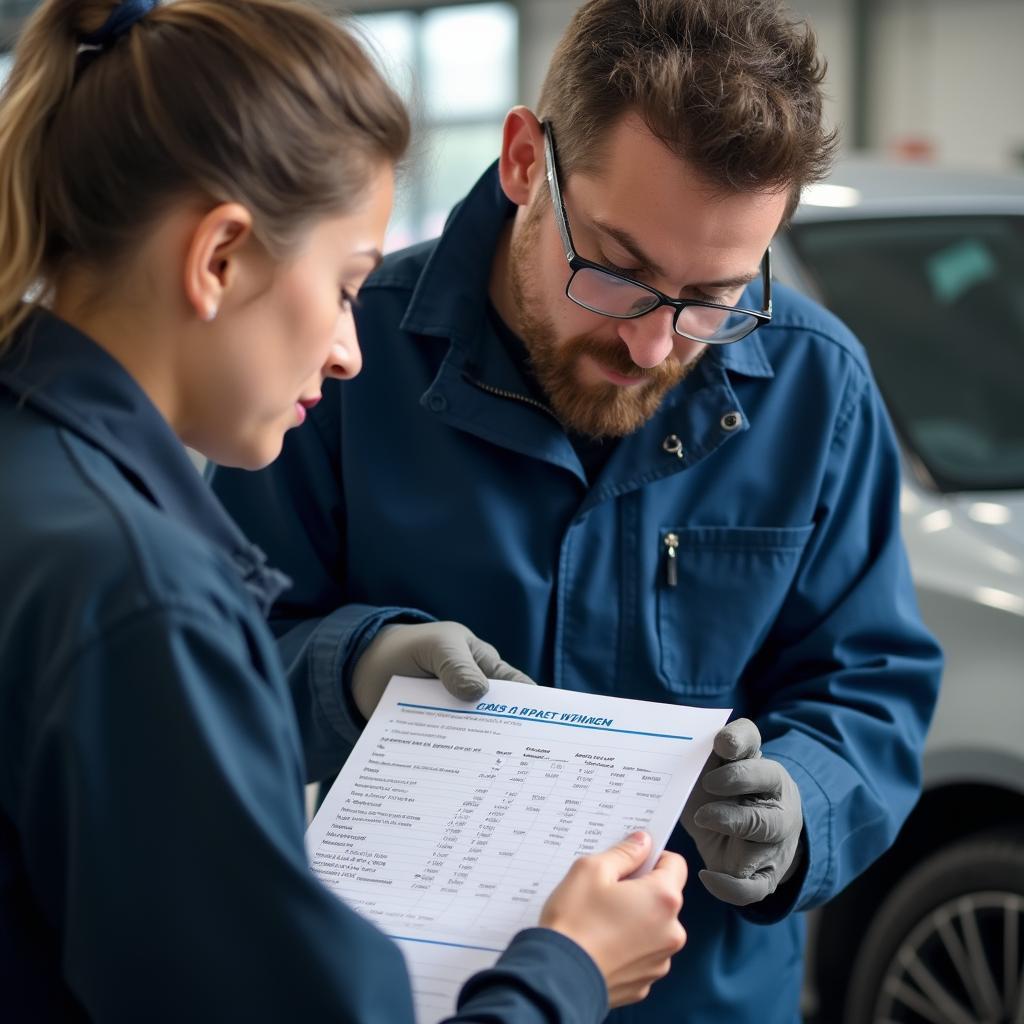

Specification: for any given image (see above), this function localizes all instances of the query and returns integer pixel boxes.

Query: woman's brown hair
[0,0,410,347]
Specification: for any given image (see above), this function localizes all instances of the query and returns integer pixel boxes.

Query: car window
[786,215,1024,492]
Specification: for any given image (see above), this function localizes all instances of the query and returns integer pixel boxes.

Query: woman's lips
[294,395,322,424]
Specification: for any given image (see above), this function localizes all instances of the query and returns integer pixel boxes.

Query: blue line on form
[388,934,503,954]
[396,702,693,741]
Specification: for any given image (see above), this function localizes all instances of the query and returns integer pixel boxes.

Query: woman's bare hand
[539,831,687,1007]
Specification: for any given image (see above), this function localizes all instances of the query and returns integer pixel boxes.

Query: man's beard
[508,203,700,439]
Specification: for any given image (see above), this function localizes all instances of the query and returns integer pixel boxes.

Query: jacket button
[662,434,685,459]
[720,411,742,431]
[428,393,448,413]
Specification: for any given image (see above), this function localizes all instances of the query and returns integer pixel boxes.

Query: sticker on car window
[926,238,997,304]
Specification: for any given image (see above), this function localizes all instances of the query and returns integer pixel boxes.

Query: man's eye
[599,251,641,276]
[339,288,360,312]
[692,289,738,307]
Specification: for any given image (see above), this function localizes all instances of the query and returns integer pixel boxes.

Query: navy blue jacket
[213,164,944,1024]
[0,312,606,1023]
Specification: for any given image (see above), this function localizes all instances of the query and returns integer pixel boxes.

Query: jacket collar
[400,161,512,356]
[0,311,288,613]
[710,331,774,380]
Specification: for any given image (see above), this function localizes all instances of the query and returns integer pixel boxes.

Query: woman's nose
[323,323,363,381]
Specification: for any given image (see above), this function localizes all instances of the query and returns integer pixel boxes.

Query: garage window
[350,2,518,250]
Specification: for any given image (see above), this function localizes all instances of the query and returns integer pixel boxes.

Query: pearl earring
[204,306,218,322]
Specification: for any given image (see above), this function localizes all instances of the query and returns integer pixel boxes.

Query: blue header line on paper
[396,702,694,741]
[388,934,504,954]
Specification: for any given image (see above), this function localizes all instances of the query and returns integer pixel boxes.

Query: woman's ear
[497,106,545,208]
[183,203,254,323]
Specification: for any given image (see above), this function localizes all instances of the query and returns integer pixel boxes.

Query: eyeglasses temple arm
[542,122,576,262]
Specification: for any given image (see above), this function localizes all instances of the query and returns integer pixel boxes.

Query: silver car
[775,160,1024,1024]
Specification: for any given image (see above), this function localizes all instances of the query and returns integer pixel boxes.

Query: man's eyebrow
[592,220,666,278]
[692,268,760,290]
[592,219,759,290]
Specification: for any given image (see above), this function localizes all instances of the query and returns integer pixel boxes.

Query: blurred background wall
[354,0,1024,246]
[2,0,1023,247]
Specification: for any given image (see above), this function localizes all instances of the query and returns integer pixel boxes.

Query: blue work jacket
[212,165,943,1024]
[0,312,606,1024]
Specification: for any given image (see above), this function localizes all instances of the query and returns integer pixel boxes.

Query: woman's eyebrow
[350,247,383,270]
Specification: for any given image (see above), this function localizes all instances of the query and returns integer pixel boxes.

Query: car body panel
[777,159,1024,1021]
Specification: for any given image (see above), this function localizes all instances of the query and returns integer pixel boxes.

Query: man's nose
[616,306,678,369]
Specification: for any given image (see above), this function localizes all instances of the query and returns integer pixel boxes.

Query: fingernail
[627,830,648,844]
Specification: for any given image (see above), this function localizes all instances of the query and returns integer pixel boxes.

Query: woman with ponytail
[0,1,687,1020]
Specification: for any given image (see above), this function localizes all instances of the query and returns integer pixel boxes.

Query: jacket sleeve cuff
[740,735,833,923]
[457,928,608,1024]
[307,603,434,749]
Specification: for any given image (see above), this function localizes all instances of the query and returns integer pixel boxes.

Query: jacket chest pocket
[656,524,815,696]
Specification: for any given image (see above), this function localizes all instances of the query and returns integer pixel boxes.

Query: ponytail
[0,0,103,346]
[0,0,410,351]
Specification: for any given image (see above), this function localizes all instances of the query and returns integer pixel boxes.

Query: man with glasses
[213,2,942,1021]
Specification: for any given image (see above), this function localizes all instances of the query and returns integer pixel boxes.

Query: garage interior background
[357,0,1024,245]
[1,0,1021,249]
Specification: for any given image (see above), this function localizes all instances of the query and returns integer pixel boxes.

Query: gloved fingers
[680,756,724,828]
[423,640,491,702]
[700,835,780,880]
[693,799,793,844]
[698,868,776,907]
[700,757,786,798]
[467,637,537,686]
[712,718,762,762]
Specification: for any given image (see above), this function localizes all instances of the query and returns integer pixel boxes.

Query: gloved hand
[681,718,803,906]
[351,621,535,719]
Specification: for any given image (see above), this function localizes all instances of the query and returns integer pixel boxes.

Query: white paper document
[306,677,730,1023]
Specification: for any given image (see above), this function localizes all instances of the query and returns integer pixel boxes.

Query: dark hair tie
[79,0,159,47]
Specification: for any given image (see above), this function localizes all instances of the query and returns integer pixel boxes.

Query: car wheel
[843,829,1024,1024]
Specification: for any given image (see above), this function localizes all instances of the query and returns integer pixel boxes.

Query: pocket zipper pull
[663,533,679,587]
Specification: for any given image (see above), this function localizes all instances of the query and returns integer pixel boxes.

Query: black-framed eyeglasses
[542,121,772,345]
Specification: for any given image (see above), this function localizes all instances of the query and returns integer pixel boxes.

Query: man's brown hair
[537,0,837,215]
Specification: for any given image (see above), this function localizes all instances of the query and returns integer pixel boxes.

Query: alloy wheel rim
[872,892,1024,1024]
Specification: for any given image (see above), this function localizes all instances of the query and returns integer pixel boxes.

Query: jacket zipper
[464,376,561,422]
[664,532,679,587]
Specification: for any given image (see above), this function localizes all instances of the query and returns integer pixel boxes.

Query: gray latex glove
[681,718,803,906]
[351,621,536,719]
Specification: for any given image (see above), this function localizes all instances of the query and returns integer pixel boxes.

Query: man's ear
[183,203,255,323]
[497,106,545,208]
